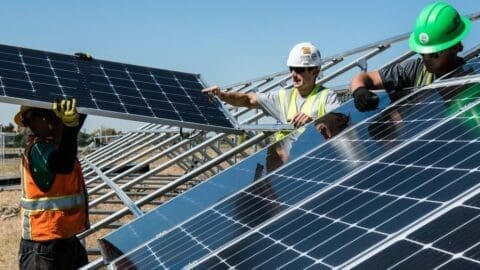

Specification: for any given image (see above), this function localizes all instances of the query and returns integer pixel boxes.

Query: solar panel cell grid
[188,95,480,269]
[0,43,235,132]
[355,200,480,269]
[110,76,480,269]
[99,114,340,262]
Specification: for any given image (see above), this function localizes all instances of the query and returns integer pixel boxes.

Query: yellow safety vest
[275,84,330,141]
[416,66,433,87]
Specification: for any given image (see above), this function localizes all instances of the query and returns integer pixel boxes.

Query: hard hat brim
[408,16,471,54]
[14,106,34,127]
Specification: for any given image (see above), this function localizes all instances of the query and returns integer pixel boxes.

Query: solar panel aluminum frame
[197,76,241,130]
[0,93,243,134]
[82,123,155,161]
[84,110,270,210]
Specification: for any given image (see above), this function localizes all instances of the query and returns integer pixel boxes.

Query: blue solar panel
[98,124,326,261]
[189,83,480,269]
[445,59,480,78]
[99,93,391,263]
[109,65,480,269]
[0,43,236,133]
[353,193,480,269]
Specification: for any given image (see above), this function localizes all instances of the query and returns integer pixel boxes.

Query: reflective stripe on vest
[21,193,85,211]
[21,137,88,241]
[275,85,330,141]
[416,65,433,87]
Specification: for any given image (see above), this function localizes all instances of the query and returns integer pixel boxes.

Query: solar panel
[98,88,391,262]
[352,191,480,269]
[444,59,480,78]
[0,43,237,133]
[192,96,480,269]
[109,56,480,269]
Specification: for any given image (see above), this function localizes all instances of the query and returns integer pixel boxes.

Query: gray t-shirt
[379,57,465,94]
[256,86,341,124]
[379,58,426,94]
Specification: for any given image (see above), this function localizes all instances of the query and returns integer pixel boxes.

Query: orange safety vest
[20,137,89,241]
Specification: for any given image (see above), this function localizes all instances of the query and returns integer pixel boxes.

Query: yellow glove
[74,52,93,61]
[52,98,79,127]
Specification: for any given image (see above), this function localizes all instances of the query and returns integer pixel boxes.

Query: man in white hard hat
[203,42,341,171]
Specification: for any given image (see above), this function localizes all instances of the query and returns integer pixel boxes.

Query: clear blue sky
[0,0,478,132]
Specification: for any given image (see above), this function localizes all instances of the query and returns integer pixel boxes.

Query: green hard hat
[409,1,471,54]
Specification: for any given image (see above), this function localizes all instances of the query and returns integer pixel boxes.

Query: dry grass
[0,159,20,178]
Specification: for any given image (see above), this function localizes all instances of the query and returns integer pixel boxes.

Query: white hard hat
[286,42,321,67]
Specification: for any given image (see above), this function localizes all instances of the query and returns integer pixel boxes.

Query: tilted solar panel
[99,91,390,263]
[193,91,480,269]
[353,184,480,269]
[0,44,237,133]
[109,59,480,269]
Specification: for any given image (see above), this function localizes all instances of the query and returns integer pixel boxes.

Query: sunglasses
[289,67,315,73]
[420,47,450,59]
[420,52,441,59]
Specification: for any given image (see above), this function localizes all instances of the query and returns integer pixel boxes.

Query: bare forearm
[350,71,384,93]
[219,92,258,108]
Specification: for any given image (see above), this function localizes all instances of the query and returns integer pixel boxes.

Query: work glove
[52,98,79,127]
[74,52,93,61]
[353,87,379,112]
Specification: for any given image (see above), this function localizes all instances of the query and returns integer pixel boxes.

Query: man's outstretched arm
[202,86,260,109]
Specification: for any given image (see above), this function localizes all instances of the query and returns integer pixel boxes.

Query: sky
[0,0,478,132]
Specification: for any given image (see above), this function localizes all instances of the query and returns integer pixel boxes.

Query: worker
[350,1,471,112]
[16,51,92,270]
[16,98,89,269]
[203,42,342,171]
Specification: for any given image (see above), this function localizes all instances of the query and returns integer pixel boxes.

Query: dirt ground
[0,189,21,269]
[0,190,103,269]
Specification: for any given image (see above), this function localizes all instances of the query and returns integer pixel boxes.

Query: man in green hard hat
[350,1,472,112]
